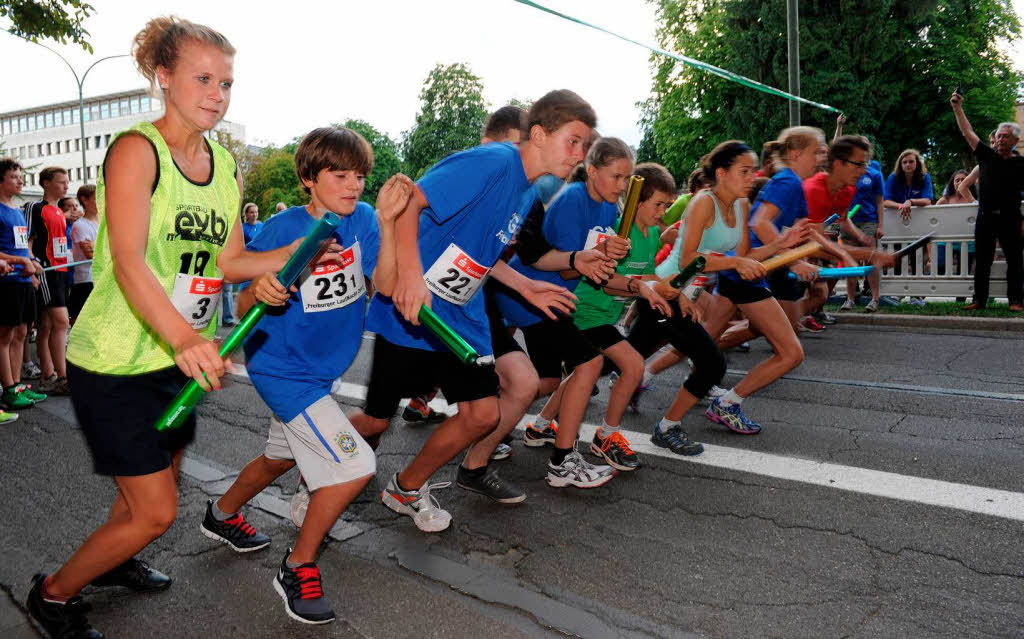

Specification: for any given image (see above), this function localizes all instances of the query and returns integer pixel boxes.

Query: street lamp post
[2,30,128,184]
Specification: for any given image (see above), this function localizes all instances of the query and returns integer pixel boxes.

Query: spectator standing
[240,202,263,245]
[26,167,71,395]
[950,92,1024,311]
[936,169,977,204]
[884,149,934,219]
[0,159,46,415]
[68,185,99,322]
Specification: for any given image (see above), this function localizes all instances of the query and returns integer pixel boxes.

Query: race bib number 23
[299,242,365,313]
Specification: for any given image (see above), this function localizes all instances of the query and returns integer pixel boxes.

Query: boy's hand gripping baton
[155,213,341,432]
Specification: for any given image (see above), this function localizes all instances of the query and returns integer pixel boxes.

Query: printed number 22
[437,268,470,294]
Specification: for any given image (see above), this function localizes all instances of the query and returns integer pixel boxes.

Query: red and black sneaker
[200,499,271,552]
[273,548,336,625]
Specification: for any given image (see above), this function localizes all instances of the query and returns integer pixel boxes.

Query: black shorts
[521,318,602,380]
[68,362,197,476]
[0,280,37,326]
[484,282,522,359]
[579,324,626,351]
[37,270,67,309]
[767,269,805,302]
[716,274,773,305]
[68,282,93,321]
[362,336,500,420]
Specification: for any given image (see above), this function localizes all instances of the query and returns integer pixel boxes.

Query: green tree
[339,119,403,205]
[242,147,304,220]
[642,0,1021,186]
[1,0,94,51]
[402,63,488,179]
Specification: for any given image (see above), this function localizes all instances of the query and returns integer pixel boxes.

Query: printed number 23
[315,272,358,300]
[437,268,469,294]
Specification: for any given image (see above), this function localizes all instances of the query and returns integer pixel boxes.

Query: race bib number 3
[424,243,489,306]
[13,226,28,249]
[299,242,365,313]
[171,273,223,329]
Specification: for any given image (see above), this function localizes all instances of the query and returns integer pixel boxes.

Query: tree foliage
[641,0,1022,186]
[339,119,403,205]
[1,0,94,51]
[242,147,304,220]
[402,63,488,179]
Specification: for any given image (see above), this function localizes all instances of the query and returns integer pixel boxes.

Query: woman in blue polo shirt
[884,149,934,218]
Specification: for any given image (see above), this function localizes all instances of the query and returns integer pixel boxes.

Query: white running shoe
[21,361,41,379]
[546,451,615,488]
[489,442,512,461]
[380,473,452,532]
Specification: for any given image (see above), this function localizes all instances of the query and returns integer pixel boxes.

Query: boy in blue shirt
[351,90,597,532]
[199,127,413,625]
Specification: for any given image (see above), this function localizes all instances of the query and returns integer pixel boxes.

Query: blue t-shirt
[495,181,618,328]
[242,221,264,245]
[243,204,379,421]
[748,168,808,249]
[364,142,531,356]
[0,202,31,284]
[850,160,884,224]
[884,172,933,204]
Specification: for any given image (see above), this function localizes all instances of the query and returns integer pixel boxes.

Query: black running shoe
[200,499,271,552]
[455,466,526,503]
[27,573,104,639]
[589,431,641,471]
[650,424,704,456]
[273,548,335,625]
[90,558,171,592]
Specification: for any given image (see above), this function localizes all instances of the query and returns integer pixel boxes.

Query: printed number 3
[437,268,470,294]
[192,298,210,320]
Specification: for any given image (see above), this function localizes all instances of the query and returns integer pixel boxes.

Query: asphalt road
[2,322,1022,638]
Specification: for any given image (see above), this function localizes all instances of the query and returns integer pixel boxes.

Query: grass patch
[824,300,1022,318]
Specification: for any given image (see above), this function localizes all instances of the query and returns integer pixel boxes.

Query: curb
[834,312,1024,332]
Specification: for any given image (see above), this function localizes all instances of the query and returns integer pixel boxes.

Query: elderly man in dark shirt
[951,91,1024,311]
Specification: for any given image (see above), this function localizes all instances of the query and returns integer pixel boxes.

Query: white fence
[877,203,1009,299]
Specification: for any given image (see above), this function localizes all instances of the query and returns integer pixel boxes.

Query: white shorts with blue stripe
[265,395,375,491]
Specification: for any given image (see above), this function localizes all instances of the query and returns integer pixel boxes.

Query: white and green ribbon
[513,0,841,114]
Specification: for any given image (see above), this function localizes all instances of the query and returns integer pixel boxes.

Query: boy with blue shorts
[350,90,597,531]
[199,127,413,625]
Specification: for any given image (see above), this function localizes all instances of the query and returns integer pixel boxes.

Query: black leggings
[623,298,726,399]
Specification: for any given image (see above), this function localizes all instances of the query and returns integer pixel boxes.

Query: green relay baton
[155,213,341,431]
[668,256,707,289]
[418,305,480,365]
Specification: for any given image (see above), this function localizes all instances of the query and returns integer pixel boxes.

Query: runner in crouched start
[349,90,595,529]
[200,127,413,625]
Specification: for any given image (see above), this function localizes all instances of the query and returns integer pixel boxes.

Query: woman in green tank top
[29,18,331,638]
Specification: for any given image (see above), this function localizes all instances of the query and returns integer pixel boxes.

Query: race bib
[424,243,489,306]
[170,274,222,329]
[583,227,614,251]
[13,226,28,249]
[299,242,365,313]
[52,236,69,259]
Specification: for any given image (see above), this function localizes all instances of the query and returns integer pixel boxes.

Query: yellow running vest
[67,121,240,375]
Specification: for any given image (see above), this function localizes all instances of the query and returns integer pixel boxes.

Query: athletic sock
[460,464,487,479]
[642,368,655,387]
[721,389,744,406]
[658,418,680,434]
[598,422,621,438]
[41,576,69,604]
[213,501,235,522]
[551,446,572,466]
[533,416,552,429]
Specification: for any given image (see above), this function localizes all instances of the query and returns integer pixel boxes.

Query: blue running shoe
[651,424,704,455]
[704,398,761,435]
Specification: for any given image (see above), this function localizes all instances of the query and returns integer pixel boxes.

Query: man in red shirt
[26,167,71,395]
[801,136,872,326]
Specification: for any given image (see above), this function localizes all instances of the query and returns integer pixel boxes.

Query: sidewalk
[833,312,1024,332]
[0,590,39,639]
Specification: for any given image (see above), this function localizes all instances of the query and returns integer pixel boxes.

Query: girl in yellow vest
[26,18,332,638]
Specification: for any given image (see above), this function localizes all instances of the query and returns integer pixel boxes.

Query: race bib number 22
[424,243,489,306]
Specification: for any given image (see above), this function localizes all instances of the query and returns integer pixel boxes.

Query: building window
[100,102,109,120]
[75,168,81,181]
[86,166,92,180]
[104,134,111,146]
[110,101,119,118]
[37,144,43,156]
[90,104,99,121]
[141,96,151,112]
[74,139,80,152]
[72,109,80,124]
[119,99,129,116]
[45,142,51,155]
[130,97,140,113]
[94,135,101,148]
[35,114,43,129]
[63,109,71,125]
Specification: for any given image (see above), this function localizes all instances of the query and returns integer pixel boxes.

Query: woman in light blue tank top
[655,188,745,278]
